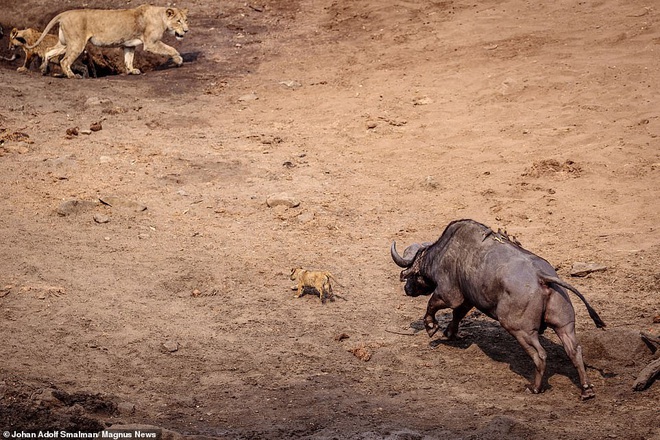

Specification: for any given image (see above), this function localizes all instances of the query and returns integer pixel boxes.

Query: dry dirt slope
[0,0,659,439]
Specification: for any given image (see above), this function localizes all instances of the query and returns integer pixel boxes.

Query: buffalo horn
[391,241,413,268]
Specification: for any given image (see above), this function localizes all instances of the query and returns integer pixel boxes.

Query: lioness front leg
[143,41,183,66]
[123,47,141,75]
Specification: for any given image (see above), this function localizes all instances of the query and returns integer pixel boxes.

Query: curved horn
[391,241,413,268]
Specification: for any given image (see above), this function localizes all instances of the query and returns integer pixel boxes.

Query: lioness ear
[166,8,175,17]
[10,28,18,38]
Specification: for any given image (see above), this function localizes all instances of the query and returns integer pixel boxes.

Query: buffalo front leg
[142,41,183,66]
[443,302,473,340]
[554,322,595,400]
[423,293,451,337]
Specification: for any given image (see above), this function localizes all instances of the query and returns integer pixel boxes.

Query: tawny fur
[290,268,337,303]
[9,28,59,72]
[28,5,189,78]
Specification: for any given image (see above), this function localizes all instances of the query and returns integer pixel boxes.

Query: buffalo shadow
[411,311,595,393]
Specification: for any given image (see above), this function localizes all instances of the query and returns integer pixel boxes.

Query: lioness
[28,4,188,78]
[290,268,338,303]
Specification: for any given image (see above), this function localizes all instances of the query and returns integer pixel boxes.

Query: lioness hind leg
[58,43,85,79]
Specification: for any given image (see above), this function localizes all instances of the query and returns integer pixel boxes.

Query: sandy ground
[1,0,659,438]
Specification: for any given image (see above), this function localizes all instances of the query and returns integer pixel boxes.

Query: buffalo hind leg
[510,329,547,394]
[554,322,595,400]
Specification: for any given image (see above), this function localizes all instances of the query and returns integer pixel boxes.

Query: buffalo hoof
[426,323,440,338]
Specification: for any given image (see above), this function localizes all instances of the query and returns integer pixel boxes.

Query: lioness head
[166,8,189,41]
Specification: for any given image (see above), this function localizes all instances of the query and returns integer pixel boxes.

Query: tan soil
[1,0,659,439]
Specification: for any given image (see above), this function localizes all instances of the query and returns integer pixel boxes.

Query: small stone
[412,96,433,106]
[238,93,258,102]
[66,127,79,137]
[90,121,103,132]
[279,80,302,89]
[297,211,314,223]
[117,402,136,415]
[93,214,110,224]
[266,193,300,208]
[57,199,98,216]
[367,121,377,129]
[80,129,92,135]
[84,97,112,108]
[163,341,179,352]
[570,262,607,277]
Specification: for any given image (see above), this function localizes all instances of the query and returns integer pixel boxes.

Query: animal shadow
[417,312,582,392]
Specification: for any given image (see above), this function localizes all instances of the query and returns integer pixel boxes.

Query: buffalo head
[391,241,435,297]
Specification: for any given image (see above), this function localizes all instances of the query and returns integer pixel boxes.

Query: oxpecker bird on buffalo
[391,219,605,400]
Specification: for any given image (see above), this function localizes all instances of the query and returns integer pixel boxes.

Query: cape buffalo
[391,219,605,400]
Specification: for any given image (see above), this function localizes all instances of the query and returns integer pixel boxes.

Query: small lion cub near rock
[290,268,337,303]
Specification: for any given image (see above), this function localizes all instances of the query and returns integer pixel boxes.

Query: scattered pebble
[570,262,607,277]
[238,93,258,102]
[279,80,302,89]
[162,341,179,353]
[93,214,110,224]
[57,199,98,216]
[90,121,103,132]
[266,193,300,208]
[117,402,136,415]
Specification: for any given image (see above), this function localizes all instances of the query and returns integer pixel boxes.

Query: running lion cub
[290,268,338,303]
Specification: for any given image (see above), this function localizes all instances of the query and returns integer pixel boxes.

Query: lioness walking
[28,5,189,78]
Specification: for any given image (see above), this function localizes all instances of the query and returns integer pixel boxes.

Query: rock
[84,97,112,108]
[90,121,103,132]
[80,129,92,135]
[279,80,302,89]
[163,341,179,353]
[57,199,98,216]
[366,121,378,129]
[570,262,607,277]
[266,193,300,208]
[238,93,258,102]
[297,211,314,223]
[93,214,110,224]
[99,195,147,212]
[117,401,136,415]
[412,96,433,106]
[66,127,79,137]
[348,345,372,362]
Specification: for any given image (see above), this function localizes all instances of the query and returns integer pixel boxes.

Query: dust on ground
[0,0,659,438]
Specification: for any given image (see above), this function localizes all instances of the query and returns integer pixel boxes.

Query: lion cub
[290,268,337,303]
[9,28,92,77]
[9,28,59,73]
